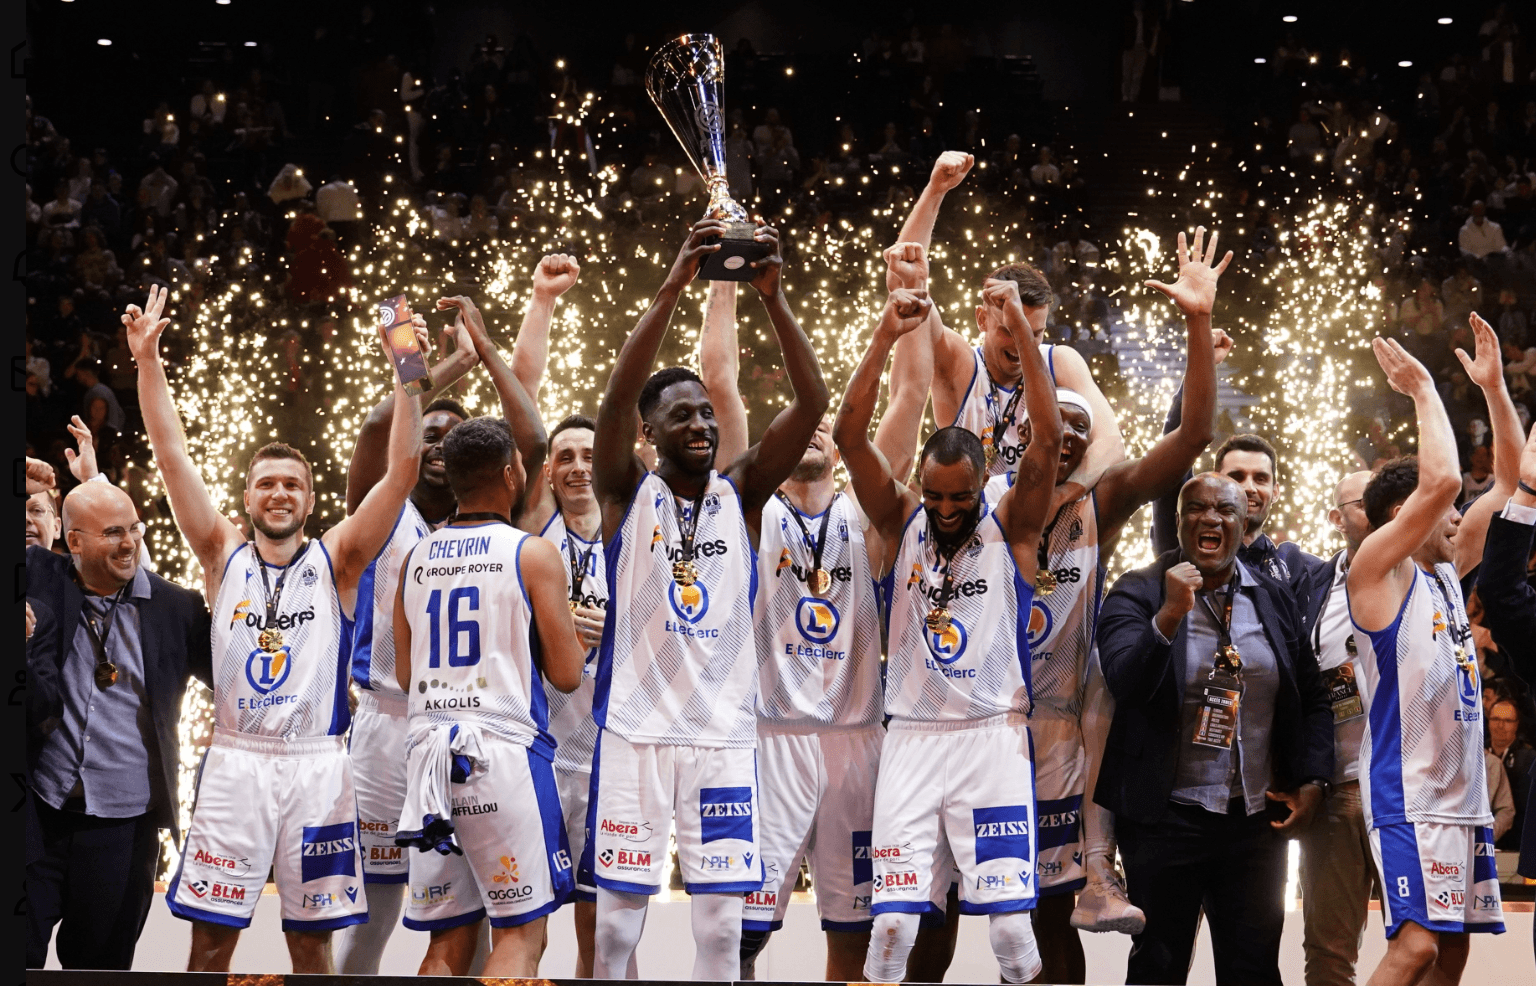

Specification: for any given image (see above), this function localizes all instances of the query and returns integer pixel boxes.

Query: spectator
[40,180,81,229]
[1460,200,1511,259]
[1288,107,1323,163]
[752,107,793,157]
[73,358,124,437]
[899,26,926,66]
[1397,277,1445,337]
[1030,146,1061,188]
[136,158,177,218]
[1463,443,1496,504]
[1489,697,1535,852]
[1505,340,1536,394]
[1440,263,1483,330]
[1121,0,1153,102]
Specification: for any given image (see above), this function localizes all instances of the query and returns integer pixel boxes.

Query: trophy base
[699,221,771,281]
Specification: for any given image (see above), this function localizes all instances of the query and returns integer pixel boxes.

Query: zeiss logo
[300,821,358,883]
[973,805,1031,863]
[1036,795,1083,851]
[699,787,753,843]
[852,830,873,886]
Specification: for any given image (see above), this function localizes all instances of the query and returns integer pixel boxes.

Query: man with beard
[1095,469,1332,985]
[336,293,546,973]
[836,280,1063,984]
[697,252,927,978]
[126,285,420,973]
[1347,321,1521,986]
[587,220,828,979]
[886,150,1123,489]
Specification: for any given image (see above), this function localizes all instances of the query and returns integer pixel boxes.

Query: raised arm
[1150,328,1234,555]
[594,220,724,531]
[988,280,1063,577]
[509,253,580,402]
[1453,312,1523,577]
[1099,228,1230,538]
[875,243,936,485]
[1477,422,1536,684]
[325,336,424,592]
[697,279,748,467]
[723,225,832,517]
[439,295,549,521]
[345,312,478,514]
[1348,338,1462,629]
[889,151,974,272]
[833,289,931,568]
[393,546,416,693]
[125,285,244,578]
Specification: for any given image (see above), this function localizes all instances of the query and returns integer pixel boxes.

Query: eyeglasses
[70,522,146,545]
[1335,498,1363,509]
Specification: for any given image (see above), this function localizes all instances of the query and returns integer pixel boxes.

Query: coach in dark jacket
[1097,473,1333,986]
[25,481,211,970]
[1476,441,1536,879]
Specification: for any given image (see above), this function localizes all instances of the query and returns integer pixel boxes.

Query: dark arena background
[18,0,1536,981]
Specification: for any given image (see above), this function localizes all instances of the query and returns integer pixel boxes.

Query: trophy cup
[646,34,770,281]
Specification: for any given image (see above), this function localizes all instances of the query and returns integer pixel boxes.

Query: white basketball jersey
[883,495,1034,721]
[1350,562,1491,828]
[755,493,882,727]
[594,471,758,748]
[539,510,607,772]
[210,540,351,737]
[400,521,553,757]
[1023,494,1101,721]
[352,499,432,696]
[952,344,1058,482]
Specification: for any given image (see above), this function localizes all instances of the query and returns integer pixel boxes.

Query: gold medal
[672,559,698,586]
[258,627,285,653]
[808,568,832,597]
[925,606,952,634]
[1035,568,1057,596]
[94,661,118,688]
[984,444,997,469]
[569,599,579,613]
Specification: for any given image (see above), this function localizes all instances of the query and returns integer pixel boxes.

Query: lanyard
[254,541,305,628]
[672,484,709,567]
[776,491,836,576]
[80,584,129,689]
[1428,568,1473,664]
[982,354,1025,463]
[564,528,598,605]
[924,510,982,621]
[1198,570,1242,674]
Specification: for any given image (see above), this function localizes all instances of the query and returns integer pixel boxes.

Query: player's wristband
[1518,480,1536,498]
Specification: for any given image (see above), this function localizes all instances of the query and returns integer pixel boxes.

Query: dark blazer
[1476,514,1536,875]
[26,546,212,838]
[1094,548,1335,825]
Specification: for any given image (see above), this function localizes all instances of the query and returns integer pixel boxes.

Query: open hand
[1454,312,1504,392]
[666,219,727,286]
[122,285,172,362]
[1266,784,1323,833]
[1371,336,1435,398]
[884,241,929,291]
[436,295,491,351]
[749,224,784,297]
[64,415,99,482]
[929,151,975,194]
[532,253,581,298]
[1145,227,1233,318]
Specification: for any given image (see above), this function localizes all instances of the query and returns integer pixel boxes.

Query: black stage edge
[25,978,957,986]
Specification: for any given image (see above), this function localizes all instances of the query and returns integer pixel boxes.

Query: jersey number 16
[424,586,482,668]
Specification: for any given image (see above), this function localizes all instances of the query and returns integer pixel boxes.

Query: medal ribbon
[1197,569,1241,675]
[1036,507,1065,581]
[1428,568,1473,664]
[254,540,305,638]
[671,483,710,572]
[776,491,836,580]
[924,510,982,620]
[564,529,598,606]
[79,583,129,688]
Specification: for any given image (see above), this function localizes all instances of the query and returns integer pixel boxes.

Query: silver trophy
[646,33,769,281]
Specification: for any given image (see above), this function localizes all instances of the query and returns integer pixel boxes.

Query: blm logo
[973,805,1032,864]
[700,787,753,844]
[301,821,358,883]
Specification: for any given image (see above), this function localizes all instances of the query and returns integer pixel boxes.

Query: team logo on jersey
[797,597,840,644]
[245,646,292,694]
[300,565,318,587]
[1026,599,1054,648]
[1066,518,1083,543]
[492,855,520,884]
[669,579,710,624]
[704,492,721,516]
[230,599,252,628]
[776,548,793,575]
[699,787,753,843]
[926,618,969,665]
[1432,609,1447,635]
[300,822,358,882]
[973,805,1031,863]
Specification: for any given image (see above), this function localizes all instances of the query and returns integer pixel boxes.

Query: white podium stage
[43,886,1534,982]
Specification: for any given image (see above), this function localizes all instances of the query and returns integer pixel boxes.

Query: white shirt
[1459,217,1509,258]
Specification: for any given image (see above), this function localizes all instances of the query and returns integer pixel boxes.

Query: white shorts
[1371,821,1505,938]
[167,729,367,931]
[402,732,572,930]
[350,690,410,884]
[586,729,763,895]
[1029,715,1086,896]
[557,766,596,902]
[744,720,883,933]
[870,714,1038,919]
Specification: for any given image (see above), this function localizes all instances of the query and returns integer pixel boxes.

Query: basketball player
[834,279,1063,984]
[337,293,546,973]
[126,285,421,973]
[392,416,586,976]
[1347,318,1520,986]
[697,251,927,978]
[887,150,1123,489]
[587,219,829,979]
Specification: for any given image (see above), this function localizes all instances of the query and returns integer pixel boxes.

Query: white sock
[690,893,744,980]
[989,910,1043,983]
[595,887,649,979]
[863,911,919,983]
[333,882,405,974]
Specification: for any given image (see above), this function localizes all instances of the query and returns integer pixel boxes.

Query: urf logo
[245,646,292,694]
[230,599,252,629]
[1458,660,1479,709]
[669,580,710,624]
[797,597,840,644]
[1026,600,1053,648]
[926,619,968,665]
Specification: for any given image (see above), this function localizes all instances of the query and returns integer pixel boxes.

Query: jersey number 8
[425,586,482,668]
